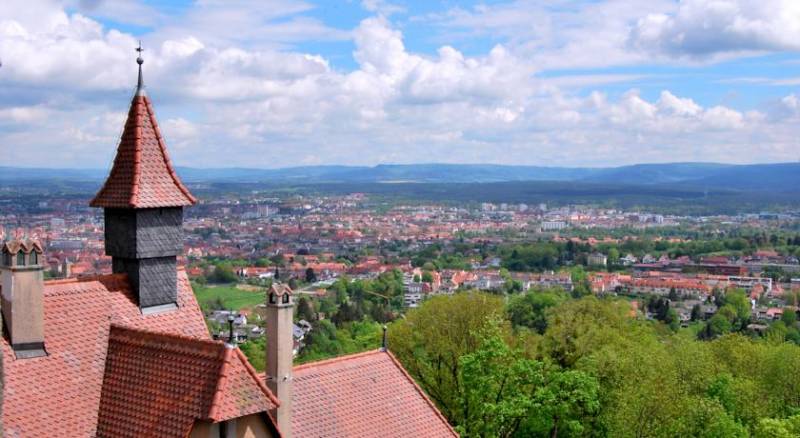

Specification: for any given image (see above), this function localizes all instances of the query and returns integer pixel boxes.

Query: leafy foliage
[390,291,800,437]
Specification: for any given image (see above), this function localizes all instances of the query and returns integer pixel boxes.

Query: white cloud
[657,90,702,116]
[2,0,800,168]
[361,0,405,16]
[629,0,800,58]
[0,105,49,123]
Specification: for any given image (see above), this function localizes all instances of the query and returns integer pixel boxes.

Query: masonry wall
[0,267,44,346]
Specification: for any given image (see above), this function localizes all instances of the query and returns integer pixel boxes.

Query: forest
[388,292,800,437]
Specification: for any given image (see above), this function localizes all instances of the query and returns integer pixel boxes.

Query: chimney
[1,239,46,358]
[265,283,294,438]
[89,45,196,312]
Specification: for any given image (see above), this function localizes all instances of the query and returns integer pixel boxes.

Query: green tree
[458,324,599,438]
[691,303,703,322]
[781,308,797,327]
[700,314,733,339]
[506,288,568,334]
[388,293,506,423]
[754,414,800,438]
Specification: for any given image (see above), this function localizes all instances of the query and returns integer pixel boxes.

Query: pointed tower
[91,43,196,312]
[266,283,294,437]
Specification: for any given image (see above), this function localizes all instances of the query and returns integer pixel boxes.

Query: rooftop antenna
[135,40,146,96]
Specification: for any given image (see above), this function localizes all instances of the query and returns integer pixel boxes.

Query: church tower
[91,43,196,312]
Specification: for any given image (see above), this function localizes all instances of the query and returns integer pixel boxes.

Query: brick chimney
[0,239,46,358]
[89,48,196,312]
[266,283,294,437]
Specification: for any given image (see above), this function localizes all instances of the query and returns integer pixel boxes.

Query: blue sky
[3,0,800,168]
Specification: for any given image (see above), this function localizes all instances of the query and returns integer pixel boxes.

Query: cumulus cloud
[1,0,800,168]
[629,0,800,58]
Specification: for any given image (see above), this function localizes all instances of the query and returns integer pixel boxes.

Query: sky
[3,0,800,169]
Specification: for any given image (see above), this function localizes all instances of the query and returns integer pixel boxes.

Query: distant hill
[1,162,798,193]
[579,163,735,185]
[691,163,800,192]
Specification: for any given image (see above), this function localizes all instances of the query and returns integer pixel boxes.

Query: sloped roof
[90,94,196,208]
[290,350,458,437]
[96,326,279,437]
[3,271,217,437]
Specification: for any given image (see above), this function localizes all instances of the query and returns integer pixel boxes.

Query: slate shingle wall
[113,256,177,308]
[105,208,183,258]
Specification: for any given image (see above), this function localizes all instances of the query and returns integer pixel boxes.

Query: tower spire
[135,41,145,96]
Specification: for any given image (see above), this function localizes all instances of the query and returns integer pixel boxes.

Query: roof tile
[96,326,277,437]
[90,95,196,209]
[290,350,458,437]
[2,271,221,437]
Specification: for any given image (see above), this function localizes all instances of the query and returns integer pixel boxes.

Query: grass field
[193,283,266,311]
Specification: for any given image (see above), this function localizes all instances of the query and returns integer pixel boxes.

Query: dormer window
[282,293,290,304]
[30,251,38,265]
[2,251,10,267]
[269,293,277,304]
[17,251,25,266]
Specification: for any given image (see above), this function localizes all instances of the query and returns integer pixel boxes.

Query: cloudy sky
[2,0,800,169]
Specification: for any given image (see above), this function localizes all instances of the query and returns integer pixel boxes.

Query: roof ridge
[292,349,385,372]
[109,324,225,356]
[44,273,129,288]
[130,96,144,206]
[207,346,234,421]
[235,347,282,408]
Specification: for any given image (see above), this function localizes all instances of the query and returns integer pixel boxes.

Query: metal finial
[380,325,388,351]
[135,41,146,96]
[135,40,144,64]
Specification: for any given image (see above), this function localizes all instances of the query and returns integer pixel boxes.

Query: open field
[193,283,266,310]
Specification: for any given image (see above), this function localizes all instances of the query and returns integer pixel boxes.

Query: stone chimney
[89,47,196,312]
[0,239,46,358]
[265,283,294,438]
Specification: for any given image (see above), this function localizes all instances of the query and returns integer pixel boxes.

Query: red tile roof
[90,94,196,208]
[96,326,279,437]
[290,350,458,437]
[3,271,212,437]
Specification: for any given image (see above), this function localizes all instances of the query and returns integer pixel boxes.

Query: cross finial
[135,40,144,65]
[135,40,146,96]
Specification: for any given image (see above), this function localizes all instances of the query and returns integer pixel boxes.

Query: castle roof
[2,271,279,437]
[90,91,196,208]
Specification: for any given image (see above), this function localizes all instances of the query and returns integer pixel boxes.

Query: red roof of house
[90,94,196,208]
[289,350,457,437]
[2,270,277,437]
[96,325,279,437]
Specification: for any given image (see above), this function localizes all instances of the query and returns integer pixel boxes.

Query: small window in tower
[17,251,25,266]
[30,251,38,265]
[269,293,277,304]
[2,251,10,267]
[282,293,290,304]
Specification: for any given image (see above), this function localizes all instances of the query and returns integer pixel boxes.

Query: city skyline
[3,0,800,169]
